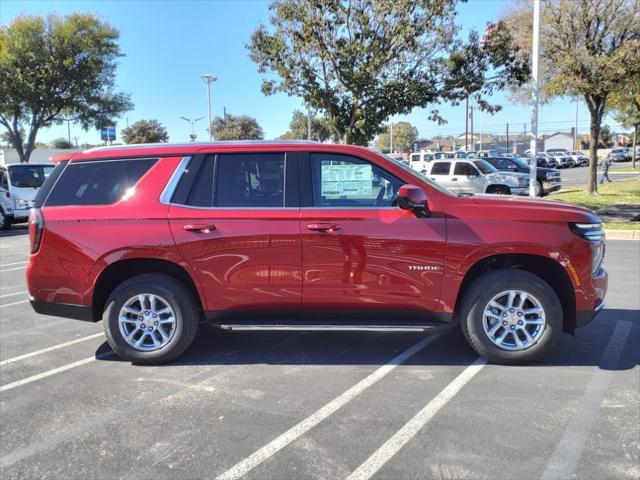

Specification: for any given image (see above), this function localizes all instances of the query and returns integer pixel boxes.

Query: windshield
[382,154,453,196]
[8,164,55,188]
[474,160,497,174]
[511,158,531,170]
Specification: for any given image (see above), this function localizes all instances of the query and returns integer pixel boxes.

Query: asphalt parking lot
[1,226,638,479]
[559,162,639,187]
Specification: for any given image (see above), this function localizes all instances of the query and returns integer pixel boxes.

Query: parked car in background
[27,141,607,365]
[607,148,629,162]
[567,151,589,166]
[465,151,478,158]
[484,157,561,196]
[425,159,530,195]
[533,153,559,168]
[477,150,501,158]
[0,163,55,229]
[409,151,434,174]
[546,151,572,168]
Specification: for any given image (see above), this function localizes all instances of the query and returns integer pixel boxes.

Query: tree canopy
[375,122,419,152]
[121,119,169,144]
[248,0,528,145]
[51,138,74,149]
[501,0,640,193]
[279,110,332,142]
[212,114,264,140]
[0,13,132,162]
[610,75,640,168]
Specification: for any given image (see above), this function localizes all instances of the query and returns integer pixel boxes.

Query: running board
[210,324,449,332]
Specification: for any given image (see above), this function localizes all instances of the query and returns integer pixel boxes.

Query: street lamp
[201,74,217,141]
[181,116,204,142]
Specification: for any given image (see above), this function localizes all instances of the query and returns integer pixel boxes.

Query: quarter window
[430,162,451,175]
[310,153,403,207]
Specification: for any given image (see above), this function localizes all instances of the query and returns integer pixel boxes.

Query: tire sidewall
[104,276,197,363]
[461,271,562,364]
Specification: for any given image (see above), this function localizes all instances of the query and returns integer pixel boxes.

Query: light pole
[529,0,541,197]
[181,116,203,141]
[201,74,217,141]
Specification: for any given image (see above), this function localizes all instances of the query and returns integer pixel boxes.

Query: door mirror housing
[397,185,430,218]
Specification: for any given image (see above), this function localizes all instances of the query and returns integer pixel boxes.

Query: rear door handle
[183,224,216,233]
[306,223,340,232]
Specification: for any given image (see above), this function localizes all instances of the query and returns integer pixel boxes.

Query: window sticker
[321,163,373,198]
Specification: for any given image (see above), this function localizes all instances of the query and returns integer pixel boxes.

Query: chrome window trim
[160,156,192,205]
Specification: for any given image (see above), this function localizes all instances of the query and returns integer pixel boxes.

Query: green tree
[248,0,528,146]
[121,119,169,144]
[279,110,332,142]
[599,125,612,148]
[0,14,132,162]
[502,0,640,193]
[211,114,264,140]
[375,122,419,152]
[51,138,74,149]
[610,78,640,168]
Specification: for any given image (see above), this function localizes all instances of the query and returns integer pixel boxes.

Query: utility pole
[529,0,540,196]
[201,74,217,141]
[223,106,227,123]
[307,106,312,141]
[506,123,510,152]
[181,116,204,142]
[574,99,579,150]
[389,122,394,154]
[478,109,482,151]
[465,97,469,151]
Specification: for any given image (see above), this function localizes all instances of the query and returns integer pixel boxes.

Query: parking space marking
[0,290,28,298]
[0,266,27,273]
[346,357,487,480]
[0,352,114,393]
[214,333,443,480]
[0,299,29,308]
[0,261,28,268]
[541,320,633,480]
[0,333,104,366]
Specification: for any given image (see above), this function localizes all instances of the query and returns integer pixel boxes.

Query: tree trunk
[633,125,638,170]
[586,96,605,195]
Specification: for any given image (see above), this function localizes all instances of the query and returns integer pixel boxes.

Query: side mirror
[397,185,430,218]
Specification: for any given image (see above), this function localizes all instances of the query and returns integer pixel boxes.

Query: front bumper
[543,181,562,193]
[576,300,605,328]
[12,208,29,221]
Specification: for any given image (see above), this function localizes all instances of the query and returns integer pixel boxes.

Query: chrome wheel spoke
[506,291,516,309]
[487,321,502,335]
[517,292,528,308]
[524,307,543,315]
[525,318,544,325]
[495,330,509,346]
[118,293,176,352]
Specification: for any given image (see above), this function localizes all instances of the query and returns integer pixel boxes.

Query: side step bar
[210,324,450,333]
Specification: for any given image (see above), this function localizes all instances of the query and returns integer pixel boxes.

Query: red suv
[27,142,607,365]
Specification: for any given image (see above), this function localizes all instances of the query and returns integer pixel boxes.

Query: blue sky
[0,0,625,146]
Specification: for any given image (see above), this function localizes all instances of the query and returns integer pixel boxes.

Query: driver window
[310,153,403,207]
[0,172,8,190]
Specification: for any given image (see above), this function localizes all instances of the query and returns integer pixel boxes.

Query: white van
[0,163,55,229]
[408,151,435,174]
[425,159,530,195]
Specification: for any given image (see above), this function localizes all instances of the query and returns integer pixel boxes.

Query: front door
[300,153,446,313]
[168,152,302,313]
[451,161,485,194]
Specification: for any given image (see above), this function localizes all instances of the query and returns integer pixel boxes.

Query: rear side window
[215,153,285,207]
[34,161,68,208]
[45,158,156,206]
[430,162,451,175]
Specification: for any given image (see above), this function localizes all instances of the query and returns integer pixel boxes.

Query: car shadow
[0,224,28,238]
[95,308,639,371]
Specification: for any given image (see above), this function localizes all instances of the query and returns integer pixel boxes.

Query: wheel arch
[91,258,204,322]
[454,253,576,334]
[485,184,511,194]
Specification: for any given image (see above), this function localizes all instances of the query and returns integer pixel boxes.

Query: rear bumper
[30,299,96,322]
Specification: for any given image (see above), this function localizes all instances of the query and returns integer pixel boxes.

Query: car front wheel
[459,269,562,364]
[103,273,199,364]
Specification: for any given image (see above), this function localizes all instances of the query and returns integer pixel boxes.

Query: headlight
[569,223,605,273]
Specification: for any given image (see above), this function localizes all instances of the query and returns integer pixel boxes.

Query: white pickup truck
[425,159,530,195]
[0,163,55,229]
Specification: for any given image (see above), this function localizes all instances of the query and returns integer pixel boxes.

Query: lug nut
[502,321,508,326]
[509,308,515,313]
[518,312,523,317]
[510,325,515,330]
[502,313,507,318]
[147,327,153,332]
[154,321,159,326]
[153,314,157,318]
[518,320,523,326]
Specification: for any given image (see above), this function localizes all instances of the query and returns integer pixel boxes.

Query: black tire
[459,269,562,365]
[103,273,199,365]
[0,208,11,230]
[536,181,544,197]
[486,185,510,195]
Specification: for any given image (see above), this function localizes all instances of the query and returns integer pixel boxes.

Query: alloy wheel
[118,293,177,351]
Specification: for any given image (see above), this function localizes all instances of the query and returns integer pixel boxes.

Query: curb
[604,229,640,240]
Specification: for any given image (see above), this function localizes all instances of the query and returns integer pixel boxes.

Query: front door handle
[451,178,458,181]
[306,223,340,232]
[183,224,216,233]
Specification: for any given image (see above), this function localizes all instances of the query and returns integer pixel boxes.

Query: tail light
[29,208,44,254]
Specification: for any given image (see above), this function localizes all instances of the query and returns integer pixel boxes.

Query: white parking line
[346,357,487,480]
[541,320,633,480]
[0,299,29,308]
[0,266,27,273]
[0,352,114,393]
[0,261,28,267]
[214,333,443,480]
[0,290,28,298]
[0,333,104,366]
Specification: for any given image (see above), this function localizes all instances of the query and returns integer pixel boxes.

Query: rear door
[427,161,453,191]
[451,161,484,193]
[168,152,302,313]
[299,152,446,313]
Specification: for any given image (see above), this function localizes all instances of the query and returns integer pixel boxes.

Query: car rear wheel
[486,185,511,195]
[459,269,562,364]
[0,208,11,230]
[535,181,543,197]
[103,273,199,364]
